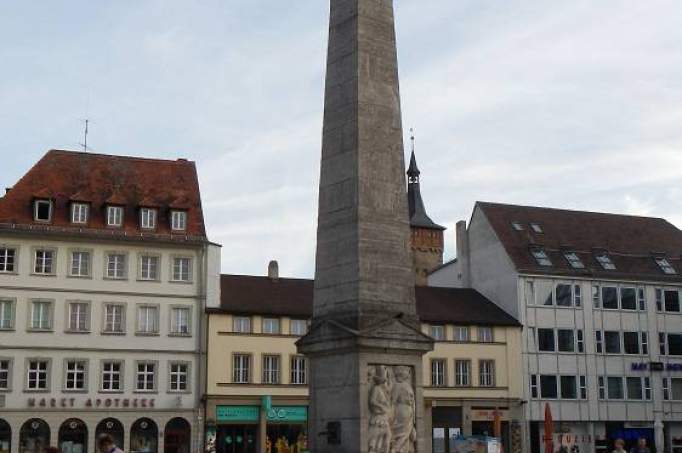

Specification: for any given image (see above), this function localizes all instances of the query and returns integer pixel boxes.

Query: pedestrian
[629,437,651,453]
[612,438,627,453]
[98,433,124,453]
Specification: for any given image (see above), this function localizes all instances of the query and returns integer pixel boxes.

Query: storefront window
[95,418,124,451]
[19,418,50,453]
[58,418,88,453]
[266,425,307,453]
[130,418,158,453]
[164,418,191,453]
[0,419,10,453]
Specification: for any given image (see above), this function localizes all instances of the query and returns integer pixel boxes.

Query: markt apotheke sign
[216,405,307,423]
[27,397,156,409]
[631,362,682,372]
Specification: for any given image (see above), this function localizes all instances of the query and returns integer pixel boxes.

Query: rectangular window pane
[290,356,306,385]
[430,325,445,341]
[556,284,572,307]
[605,331,621,354]
[0,248,16,272]
[621,288,636,310]
[455,360,470,387]
[478,327,493,343]
[105,305,124,333]
[454,326,469,342]
[171,308,190,334]
[665,291,681,312]
[540,375,558,399]
[668,334,682,356]
[560,376,577,399]
[538,329,555,352]
[233,355,250,383]
[0,300,13,329]
[671,378,682,400]
[627,377,643,400]
[602,287,618,309]
[557,330,575,352]
[263,318,280,334]
[623,332,640,355]
[479,360,495,387]
[233,317,251,333]
[607,377,624,399]
[107,254,126,279]
[431,360,445,387]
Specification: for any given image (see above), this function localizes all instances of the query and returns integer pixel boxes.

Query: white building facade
[430,202,682,453]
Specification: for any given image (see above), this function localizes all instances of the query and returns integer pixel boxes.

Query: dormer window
[107,206,124,227]
[511,222,524,231]
[171,210,187,231]
[530,223,543,233]
[563,251,585,269]
[71,203,89,224]
[34,200,52,222]
[654,257,677,275]
[595,251,616,270]
[140,208,157,230]
[531,247,552,267]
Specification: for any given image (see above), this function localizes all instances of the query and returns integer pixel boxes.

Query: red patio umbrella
[544,403,554,453]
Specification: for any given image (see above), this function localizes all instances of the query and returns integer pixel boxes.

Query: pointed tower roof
[407,150,420,179]
[407,150,445,231]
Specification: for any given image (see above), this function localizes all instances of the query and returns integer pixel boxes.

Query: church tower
[407,139,446,285]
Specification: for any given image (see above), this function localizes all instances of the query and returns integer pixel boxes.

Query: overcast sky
[1,1,681,277]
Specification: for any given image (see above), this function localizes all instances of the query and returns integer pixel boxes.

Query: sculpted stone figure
[390,366,417,453]
[368,366,392,453]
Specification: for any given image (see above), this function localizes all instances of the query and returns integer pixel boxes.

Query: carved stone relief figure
[368,366,392,453]
[390,366,416,453]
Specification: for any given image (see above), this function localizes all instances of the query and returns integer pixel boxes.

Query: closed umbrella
[544,403,554,453]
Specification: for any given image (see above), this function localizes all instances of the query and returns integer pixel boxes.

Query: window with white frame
[538,329,555,352]
[291,356,306,384]
[595,252,616,270]
[478,327,493,343]
[670,378,682,400]
[539,375,557,398]
[626,377,644,400]
[623,331,642,355]
[592,285,600,308]
[71,203,89,224]
[106,253,127,279]
[70,251,91,277]
[68,302,89,332]
[511,221,524,231]
[140,208,157,229]
[546,284,581,307]
[638,288,646,311]
[662,333,682,356]
[0,247,16,273]
[530,223,543,233]
[65,360,86,390]
[431,359,446,387]
[655,257,677,275]
[233,316,251,333]
[644,377,652,400]
[579,376,587,399]
[34,200,52,222]
[233,354,250,383]
[139,255,159,281]
[27,360,49,390]
[560,376,577,399]
[106,206,124,227]
[34,249,54,274]
[172,257,191,282]
[577,330,585,353]
[563,251,585,269]
[103,304,125,333]
[0,359,10,389]
[137,305,159,334]
[101,361,122,391]
[0,299,13,329]
[606,376,624,399]
[262,355,280,384]
[601,286,619,309]
[171,210,187,231]
[290,319,308,336]
[454,326,470,342]
[455,360,470,387]
[557,329,575,352]
[530,375,538,398]
[598,377,606,399]
[262,318,280,334]
[430,325,445,341]
[170,307,190,335]
[169,363,189,391]
[596,331,603,353]
[604,331,621,354]
[621,287,637,310]
[30,300,52,330]
[479,360,495,387]
[530,248,552,266]
[136,362,155,391]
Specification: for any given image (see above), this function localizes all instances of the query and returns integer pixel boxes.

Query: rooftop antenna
[78,118,91,152]
[410,127,415,153]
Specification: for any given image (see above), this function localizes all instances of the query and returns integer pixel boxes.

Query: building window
[665,290,681,312]
[660,333,667,355]
[106,206,124,227]
[27,360,49,390]
[262,355,280,384]
[655,257,677,275]
[663,378,670,400]
[530,223,543,233]
[139,255,159,281]
[172,257,192,282]
[592,285,600,308]
[530,375,538,398]
[430,325,445,341]
[577,330,584,353]
[540,375,557,398]
[71,203,89,224]
[0,299,14,330]
[0,247,16,273]
[101,362,122,392]
[531,248,552,266]
[233,316,251,333]
[0,359,10,390]
[169,363,189,392]
[140,208,157,229]
[34,200,52,222]
[171,211,187,231]
[30,300,52,330]
[604,331,621,354]
[455,360,470,387]
[431,360,446,387]
[656,289,663,311]
[607,376,624,399]
[262,318,280,334]
[67,302,89,332]
[526,281,535,305]
[103,304,125,333]
[479,360,495,387]
[621,287,637,310]
[595,331,603,353]
[136,362,156,391]
[70,251,91,277]
[511,221,524,231]
[579,376,587,399]
[106,254,127,279]
[601,287,618,309]
[136,306,159,334]
[233,354,250,383]
[170,307,190,335]
[454,326,469,342]
[538,329,555,352]
[595,252,616,270]
[626,377,643,400]
[668,334,682,356]
[574,285,582,307]
[290,319,308,336]
[65,360,87,391]
[556,284,573,306]
[598,377,606,399]
[291,356,307,385]
[478,327,493,343]
[644,377,652,400]
[671,378,682,400]
[34,249,55,275]
[641,332,648,355]
[560,376,577,399]
[557,330,575,352]
[623,332,641,355]
[638,288,646,311]
[564,252,585,269]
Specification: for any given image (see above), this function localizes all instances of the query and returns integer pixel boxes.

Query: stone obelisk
[297,1,434,452]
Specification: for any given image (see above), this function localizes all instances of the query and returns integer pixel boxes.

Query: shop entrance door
[217,426,257,453]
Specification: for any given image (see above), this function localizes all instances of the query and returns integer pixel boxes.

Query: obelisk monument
[297,1,434,452]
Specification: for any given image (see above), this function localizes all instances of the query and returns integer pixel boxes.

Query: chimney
[456,220,471,287]
[268,260,279,281]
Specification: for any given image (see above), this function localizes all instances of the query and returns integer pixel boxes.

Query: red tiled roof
[477,202,682,282]
[210,274,520,326]
[0,149,206,241]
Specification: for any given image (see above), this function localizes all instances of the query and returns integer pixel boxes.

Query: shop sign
[266,406,308,422]
[27,397,155,409]
[631,362,682,372]
[217,406,259,422]
[470,409,509,421]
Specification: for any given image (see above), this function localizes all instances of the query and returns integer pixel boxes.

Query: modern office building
[430,201,682,453]
[0,150,220,453]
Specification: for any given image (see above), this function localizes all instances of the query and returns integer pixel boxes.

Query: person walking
[629,437,651,453]
[97,434,124,453]
[612,439,627,453]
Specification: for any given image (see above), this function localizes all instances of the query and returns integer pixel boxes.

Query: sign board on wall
[471,409,510,421]
[216,406,308,423]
